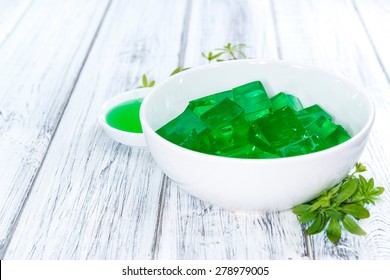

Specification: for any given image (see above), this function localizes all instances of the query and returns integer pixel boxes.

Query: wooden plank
[0,0,33,45]
[0,0,110,257]
[273,0,390,259]
[156,0,309,260]
[353,0,390,80]
[4,0,188,259]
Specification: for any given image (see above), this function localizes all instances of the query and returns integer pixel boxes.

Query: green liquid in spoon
[106,98,143,133]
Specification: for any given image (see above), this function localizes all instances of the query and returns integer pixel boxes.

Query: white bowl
[140,60,375,210]
[99,88,150,148]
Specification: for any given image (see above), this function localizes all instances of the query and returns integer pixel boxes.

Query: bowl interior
[142,61,373,138]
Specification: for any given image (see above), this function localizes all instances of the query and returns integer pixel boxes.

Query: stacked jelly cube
[156,81,351,158]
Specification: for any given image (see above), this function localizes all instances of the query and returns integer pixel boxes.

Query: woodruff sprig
[137,42,248,88]
[293,163,384,243]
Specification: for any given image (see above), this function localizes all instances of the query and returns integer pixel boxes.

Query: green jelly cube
[187,90,233,116]
[297,104,332,126]
[232,81,272,121]
[318,125,351,150]
[195,98,251,155]
[276,135,320,157]
[194,122,249,156]
[305,116,351,151]
[219,144,280,159]
[200,98,244,129]
[270,92,303,111]
[250,106,308,150]
[156,108,208,147]
[211,121,251,155]
[248,123,275,154]
[185,128,214,154]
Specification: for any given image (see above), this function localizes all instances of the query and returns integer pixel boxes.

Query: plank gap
[178,0,193,68]
[151,175,170,259]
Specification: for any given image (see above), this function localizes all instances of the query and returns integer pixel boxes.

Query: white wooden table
[1,0,390,260]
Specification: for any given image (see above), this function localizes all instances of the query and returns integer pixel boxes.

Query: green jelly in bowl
[99,88,150,148]
[140,60,375,211]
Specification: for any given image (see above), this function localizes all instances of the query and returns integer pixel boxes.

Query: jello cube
[297,104,332,126]
[270,92,303,111]
[220,144,280,159]
[304,116,351,151]
[318,125,351,150]
[199,98,250,154]
[250,106,308,150]
[200,98,244,129]
[276,135,320,157]
[232,81,272,121]
[156,108,208,147]
[248,123,275,153]
[187,90,233,116]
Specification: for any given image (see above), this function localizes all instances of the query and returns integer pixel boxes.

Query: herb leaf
[293,163,384,243]
[327,218,342,243]
[342,216,366,236]
[170,66,190,76]
[138,74,155,88]
[335,178,358,204]
[339,204,370,219]
[306,213,328,235]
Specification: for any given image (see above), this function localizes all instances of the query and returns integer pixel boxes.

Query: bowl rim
[140,59,375,162]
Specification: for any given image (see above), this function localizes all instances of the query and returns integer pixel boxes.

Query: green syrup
[106,98,143,133]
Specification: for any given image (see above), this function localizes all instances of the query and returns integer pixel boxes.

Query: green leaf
[149,80,155,87]
[170,67,182,76]
[366,178,374,191]
[340,204,370,219]
[293,204,311,216]
[328,183,342,197]
[324,209,345,220]
[372,186,385,196]
[306,214,328,235]
[310,196,330,211]
[299,211,318,224]
[326,218,342,243]
[359,175,368,191]
[210,52,224,60]
[355,162,367,173]
[142,74,148,87]
[335,179,359,204]
[342,216,366,236]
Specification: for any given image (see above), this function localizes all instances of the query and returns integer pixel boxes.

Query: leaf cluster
[293,163,384,243]
[137,42,249,89]
[201,43,248,62]
[137,74,155,88]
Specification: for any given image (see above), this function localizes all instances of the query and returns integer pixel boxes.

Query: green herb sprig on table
[202,43,248,62]
[137,74,155,88]
[137,42,249,88]
[293,163,384,243]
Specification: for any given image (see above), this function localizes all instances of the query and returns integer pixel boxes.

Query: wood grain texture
[0,0,33,46]
[2,0,390,260]
[4,0,189,259]
[0,0,110,257]
[273,0,390,259]
[353,0,390,81]
[156,0,309,260]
